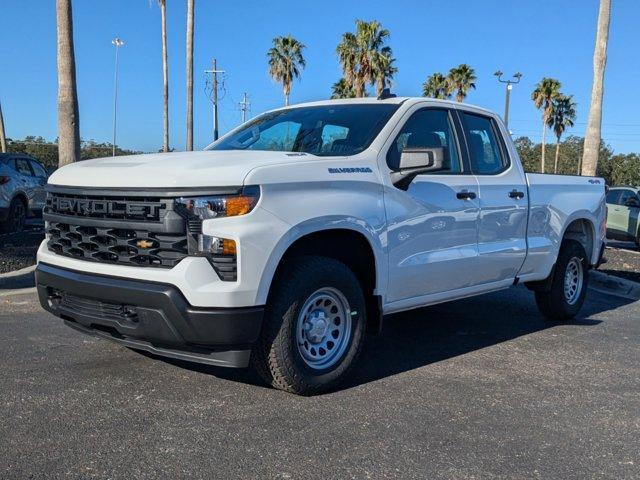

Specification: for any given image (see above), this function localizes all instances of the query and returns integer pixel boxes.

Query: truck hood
[48,150,315,189]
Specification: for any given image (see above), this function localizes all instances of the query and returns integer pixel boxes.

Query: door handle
[456,190,477,200]
[508,189,525,199]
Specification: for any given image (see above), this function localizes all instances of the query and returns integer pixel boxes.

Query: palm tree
[422,73,451,99]
[582,0,611,177]
[331,78,357,99]
[447,64,476,102]
[158,0,169,152]
[185,0,195,151]
[336,20,394,98]
[56,0,80,166]
[372,46,397,97]
[267,35,306,106]
[0,100,6,153]
[548,94,577,174]
[532,77,561,173]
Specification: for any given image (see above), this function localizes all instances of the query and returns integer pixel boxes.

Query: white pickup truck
[37,96,606,394]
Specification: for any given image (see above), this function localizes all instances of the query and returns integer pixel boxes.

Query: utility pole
[494,71,522,129]
[204,59,225,141]
[111,37,125,156]
[239,92,250,123]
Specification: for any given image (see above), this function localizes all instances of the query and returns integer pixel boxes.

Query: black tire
[0,197,27,233]
[251,255,366,395]
[535,240,589,321]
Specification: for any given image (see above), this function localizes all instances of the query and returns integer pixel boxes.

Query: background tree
[582,0,611,177]
[422,73,451,99]
[56,0,80,167]
[267,35,306,106]
[548,94,577,173]
[0,100,6,153]
[185,0,194,151]
[331,78,357,99]
[337,20,393,98]
[158,0,169,152]
[372,46,397,97]
[531,77,561,173]
[447,64,476,102]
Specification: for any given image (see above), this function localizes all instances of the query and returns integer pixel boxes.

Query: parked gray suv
[0,153,49,232]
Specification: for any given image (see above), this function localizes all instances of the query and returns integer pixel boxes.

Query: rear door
[14,157,36,210]
[28,160,48,210]
[458,110,528,285]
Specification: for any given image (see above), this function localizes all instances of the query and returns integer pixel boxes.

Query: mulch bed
[598,244,640,283]
[0,227,44,274]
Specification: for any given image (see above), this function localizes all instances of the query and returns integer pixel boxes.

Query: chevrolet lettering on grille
[51,197,161,218]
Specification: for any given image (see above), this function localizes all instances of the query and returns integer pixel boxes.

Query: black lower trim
[0,206,8,221]
[36,263,264,368]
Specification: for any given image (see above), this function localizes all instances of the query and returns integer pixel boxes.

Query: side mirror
[391,147,445,190]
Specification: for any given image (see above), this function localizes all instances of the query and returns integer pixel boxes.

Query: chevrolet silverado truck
[36,96,607,395]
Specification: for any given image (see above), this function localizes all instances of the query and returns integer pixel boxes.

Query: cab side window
[15,158,34,176]
[618,189,638,206]
[30,161,48,178]
[386,109,461,173]
[462,113,507,175]
[605,190,621,205]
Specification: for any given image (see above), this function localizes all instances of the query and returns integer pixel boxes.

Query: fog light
[198,235,236,255]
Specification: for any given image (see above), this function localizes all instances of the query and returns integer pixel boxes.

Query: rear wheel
[1,197,27,233]
[535,240,589,321]
[252,255,366,395]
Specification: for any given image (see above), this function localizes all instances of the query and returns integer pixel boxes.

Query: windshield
[208,104,399,156]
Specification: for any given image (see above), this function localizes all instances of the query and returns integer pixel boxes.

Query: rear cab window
[461,112,508,175]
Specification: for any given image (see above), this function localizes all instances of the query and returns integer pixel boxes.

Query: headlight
[175,186,260,282]
[175,185,260,220]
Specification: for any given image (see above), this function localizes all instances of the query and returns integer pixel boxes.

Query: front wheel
[535,240,589,321]
[252,255,366,395]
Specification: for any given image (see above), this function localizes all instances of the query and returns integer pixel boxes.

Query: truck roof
[285,96,495,115]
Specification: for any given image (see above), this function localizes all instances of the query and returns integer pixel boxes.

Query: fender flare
[254,215,386,305]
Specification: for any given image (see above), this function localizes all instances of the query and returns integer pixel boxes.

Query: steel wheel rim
[564,257,583,305]
[296,287,352,370]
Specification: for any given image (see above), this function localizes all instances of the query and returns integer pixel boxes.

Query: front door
[382,107,480,304]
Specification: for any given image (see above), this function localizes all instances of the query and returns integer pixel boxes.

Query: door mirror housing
[391,147,445,190]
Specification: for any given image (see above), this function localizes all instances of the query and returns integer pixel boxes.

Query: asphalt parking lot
[1,285,639,479]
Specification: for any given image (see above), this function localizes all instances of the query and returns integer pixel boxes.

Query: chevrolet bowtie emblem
[136,240,154,249]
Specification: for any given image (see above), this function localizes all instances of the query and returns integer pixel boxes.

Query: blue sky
[1,0,639,153]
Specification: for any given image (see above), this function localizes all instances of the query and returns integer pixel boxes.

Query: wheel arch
[256,220,386,333]
[561,215,598,266]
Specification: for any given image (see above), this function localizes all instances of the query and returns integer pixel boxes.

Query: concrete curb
[0,264,36,290]
[589,270,640,301]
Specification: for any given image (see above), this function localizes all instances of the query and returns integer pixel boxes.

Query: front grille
[45,191,188,268]
[46,222,188,267]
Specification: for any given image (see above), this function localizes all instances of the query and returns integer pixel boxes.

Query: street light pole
[494,71,522,129]
[111,38,125,157]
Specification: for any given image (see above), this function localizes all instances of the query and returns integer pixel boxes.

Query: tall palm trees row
[422,65,477,102]
[532,78,577,173]
[268,20,397,104]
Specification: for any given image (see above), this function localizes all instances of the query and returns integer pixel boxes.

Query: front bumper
[36,263,264,368]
